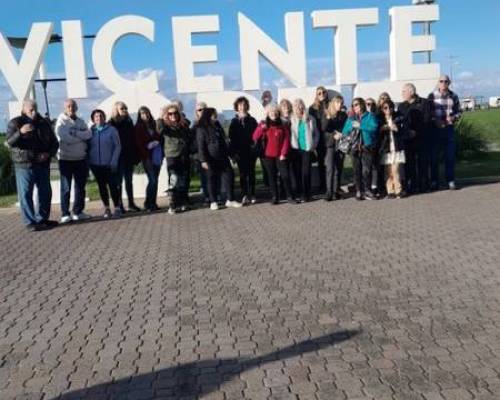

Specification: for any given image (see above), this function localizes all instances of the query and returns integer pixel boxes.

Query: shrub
[456,118,489,160]
[0,137,16,196]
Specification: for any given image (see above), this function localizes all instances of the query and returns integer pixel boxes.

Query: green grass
[462,109,500,147]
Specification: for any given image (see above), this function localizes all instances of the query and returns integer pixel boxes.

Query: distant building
[489,97,500,108]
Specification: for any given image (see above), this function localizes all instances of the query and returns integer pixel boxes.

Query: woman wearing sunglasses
[160,104,192,214]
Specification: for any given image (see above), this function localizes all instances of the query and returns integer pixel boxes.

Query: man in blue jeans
[428,75,462,191]
[6,100,59,231]
[55,99,92,223]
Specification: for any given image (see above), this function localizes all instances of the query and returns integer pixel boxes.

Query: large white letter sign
[389,5,439,81]
[172,15,223,94]
[0,22,53,101]
[312,8,379,85]
[239,12,306,91]
[62,20,88,98]
[92,15,159,93]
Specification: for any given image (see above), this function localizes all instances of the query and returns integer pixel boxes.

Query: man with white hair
[6,100,59,231]
[398,83,432,193]
[55,99,92,223]
[428,75,462,190]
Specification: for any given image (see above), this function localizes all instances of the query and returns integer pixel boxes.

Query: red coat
[135,123,162,161]
[252,121,290,159]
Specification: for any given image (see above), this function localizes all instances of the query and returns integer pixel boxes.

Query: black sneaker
[25,223,40,232]
[325,194,333,202]
[271,198,279,205]
[355,191,364,201]
[128,204,141,212]
[41,220,59,228]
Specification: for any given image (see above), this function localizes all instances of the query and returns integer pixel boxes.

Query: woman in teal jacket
[342,98,379,200]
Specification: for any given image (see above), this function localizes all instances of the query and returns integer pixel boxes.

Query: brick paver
[1,184,500,399]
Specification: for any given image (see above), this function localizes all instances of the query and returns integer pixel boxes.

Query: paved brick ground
[1,184,500,400]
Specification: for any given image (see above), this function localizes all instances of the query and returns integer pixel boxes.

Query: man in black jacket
[398,83,432,193]
[6,100,59,231]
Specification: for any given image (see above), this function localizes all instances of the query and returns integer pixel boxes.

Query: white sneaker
[250,196,257,204]
[167,207,176,215]
[60,215,72,224]
[72,212,91,221]
[448,181,457,190]
[225,200,242,208]
[242,195,249,205]
[210,202,219,211]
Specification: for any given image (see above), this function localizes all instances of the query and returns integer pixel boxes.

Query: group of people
[5,74,461,231]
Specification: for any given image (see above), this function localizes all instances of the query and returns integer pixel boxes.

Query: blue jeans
[431,125,456,185]
[15,163,52,225]
[143,160,161,209]
[59,159,89,216]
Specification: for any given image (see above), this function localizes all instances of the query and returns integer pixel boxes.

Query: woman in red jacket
[253,104,296,205]
[135,106,163,212]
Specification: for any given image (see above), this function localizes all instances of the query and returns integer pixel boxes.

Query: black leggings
[262,158,293,201]
[91,165,121,208]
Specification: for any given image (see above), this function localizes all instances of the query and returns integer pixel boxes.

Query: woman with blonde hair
[322,96,348,201]
[109,101,141,212]
[279,99,293,127]
[308,86,329,192]
[159,103,192,214]
[289,99,318,202]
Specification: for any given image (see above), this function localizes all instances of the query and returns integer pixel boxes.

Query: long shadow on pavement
[50,329,360,400]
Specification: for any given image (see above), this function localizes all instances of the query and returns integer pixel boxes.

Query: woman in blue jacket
[342,98,379,200]
[88,109,122,218]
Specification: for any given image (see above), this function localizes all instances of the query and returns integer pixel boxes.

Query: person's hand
[20,124,34,135]
[37,153,50,162]
[147,141,159,150]
[279,155,286,161]
[352,121,360,129]
[201,162,209,170]
[446,115,455,125]
[333,132,342,141]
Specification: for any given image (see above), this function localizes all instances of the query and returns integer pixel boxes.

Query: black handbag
[338,128,360,154]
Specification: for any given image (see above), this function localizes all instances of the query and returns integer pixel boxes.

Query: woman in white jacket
[55,99,92,223]
[290,99,319,202]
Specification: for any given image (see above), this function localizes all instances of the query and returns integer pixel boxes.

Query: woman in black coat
[322,96,348,201]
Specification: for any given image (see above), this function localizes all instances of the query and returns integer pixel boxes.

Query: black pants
[90,165,120,208]
[351,149,374,194]
[117,160,135,207]
[206,159,235,203]
[290,150,312,199]
[262,157,293,201]
[237,154,257,197]
[167,157,190,208]
[316,143,327,192]
[59,159,88,216]
[371,153,385,194]
[325,147,344,196]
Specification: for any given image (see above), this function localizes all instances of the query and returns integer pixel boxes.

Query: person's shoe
[41,220,59,228]
[271,197,279,205]
[180,205,190,212]
[448,181,457,191]
[103,208,112,219]
[128,204,141,212]
[72,212,91,221]
[334,192,343,200]
[225,200,243,208]
[395,193,403,199]
[241,195,250,205]
[112,209,122,219]
[250,196,257,204]
[364,191,377,201]
[167,207,176,215]
[430,182,439,191]
[210,202,219,211]
[287,197,299,205]
[119,205,127,214]
[60,215,72,224]
[325,194,333,202]
[25,223,40,232]
[386,193,396,200]
[355,191,364,201]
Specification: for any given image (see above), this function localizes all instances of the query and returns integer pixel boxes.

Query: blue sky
[1,0,499,128]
